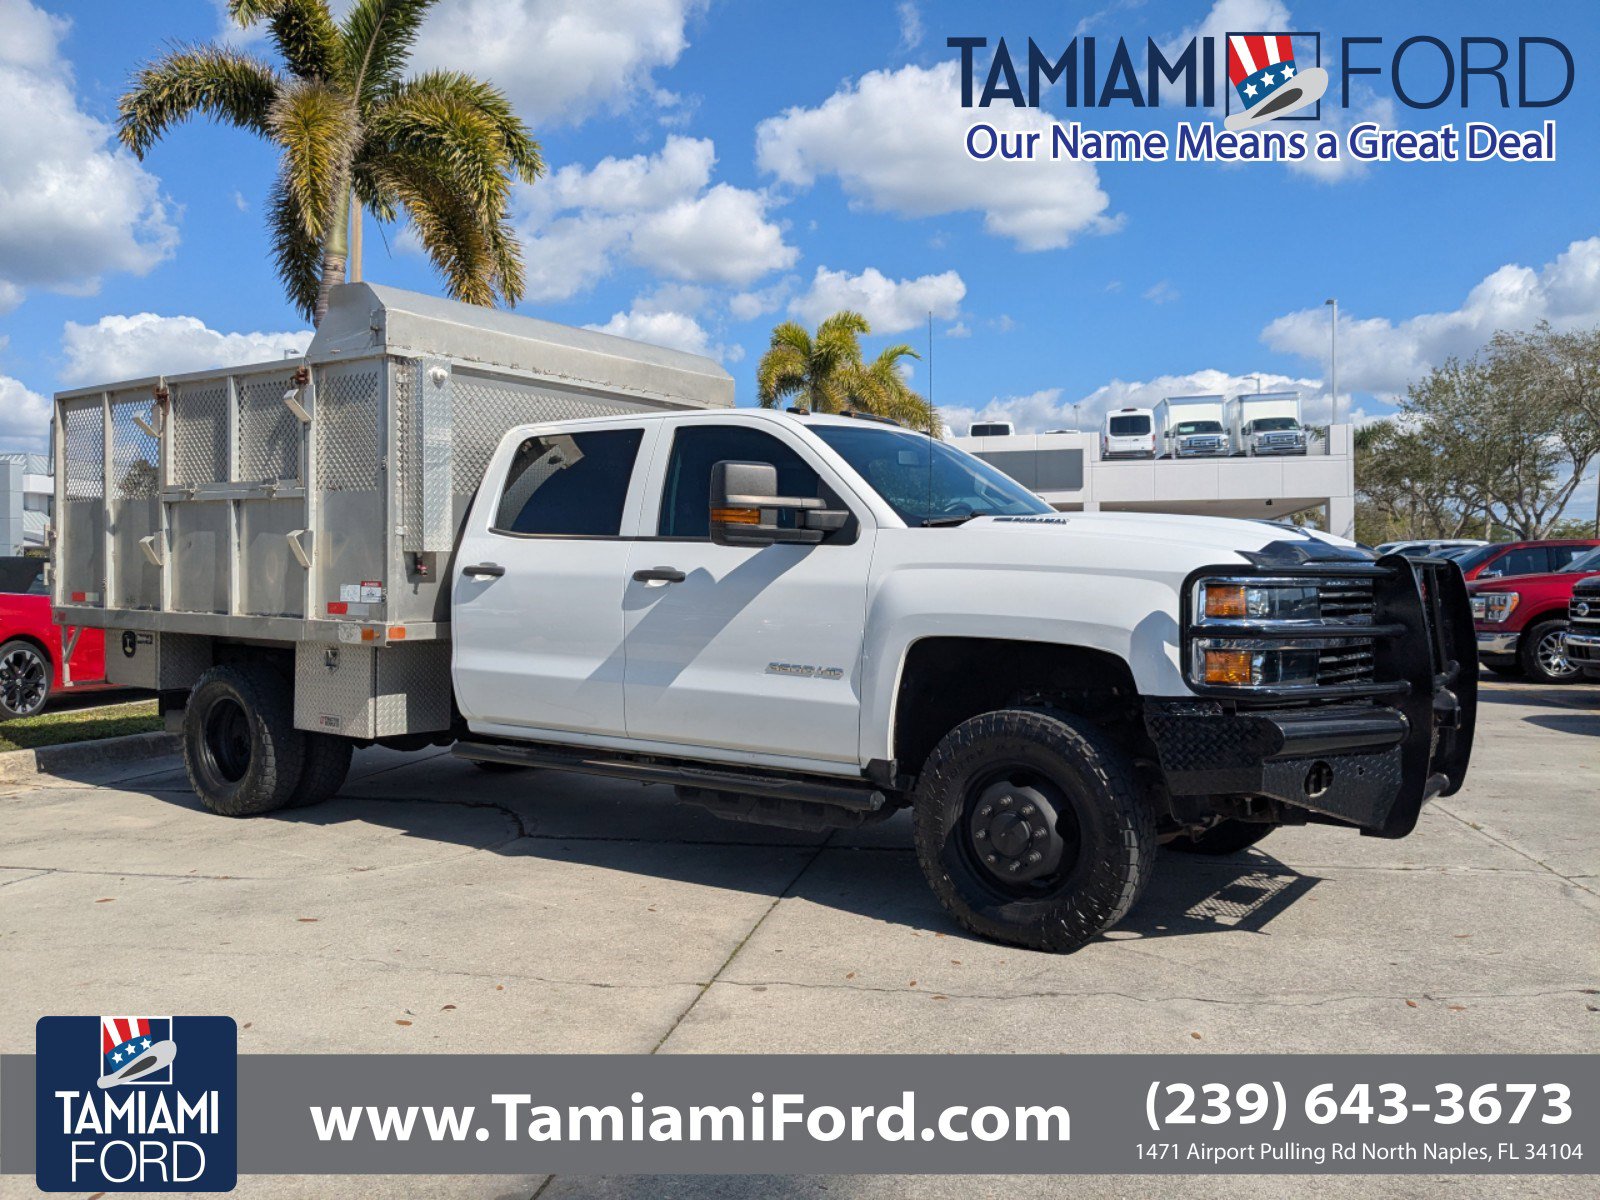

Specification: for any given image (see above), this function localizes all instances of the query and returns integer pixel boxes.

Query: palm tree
[118,0,543,326]
[756,311,939,432]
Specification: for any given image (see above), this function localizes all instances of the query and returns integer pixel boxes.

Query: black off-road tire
[1518,618,1578,684]
[1167,820,1275,856]
[912,708,1156,952]
[0,639,53,719]
[183,664,306,817]
[288,733,353,808]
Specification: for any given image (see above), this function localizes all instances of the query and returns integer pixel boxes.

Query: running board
[453,740,887,813]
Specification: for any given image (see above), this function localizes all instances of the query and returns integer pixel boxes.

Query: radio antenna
[925,310,935,523]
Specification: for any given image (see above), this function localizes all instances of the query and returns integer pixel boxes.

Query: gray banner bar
[5,1054,1595,1176]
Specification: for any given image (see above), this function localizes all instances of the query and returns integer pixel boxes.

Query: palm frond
[383,72,544,183]
[267,172,322,320]
[341,0,438,102]
[363,88,511,219]
[369,152,501,306]
[756,342,809,406]
[228,0,341,80]
[118,45,279,157]
[267,78,360,242]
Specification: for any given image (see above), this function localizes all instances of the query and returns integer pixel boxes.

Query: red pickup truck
[1470,545,1600,683]
[0,557,112,719]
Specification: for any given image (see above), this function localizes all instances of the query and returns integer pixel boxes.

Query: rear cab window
[492,427,645,537]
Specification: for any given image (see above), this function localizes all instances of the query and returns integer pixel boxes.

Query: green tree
[756,312,939,432]
[1359,330,1600,542]
[118,0,543,325]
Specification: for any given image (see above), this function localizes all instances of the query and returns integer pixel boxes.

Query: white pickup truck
[51,285,1477,952]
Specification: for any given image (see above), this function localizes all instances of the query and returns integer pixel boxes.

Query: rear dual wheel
[183,664,350,815]
[912,709,1155,953]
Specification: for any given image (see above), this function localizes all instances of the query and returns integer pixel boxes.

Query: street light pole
[1324,298,1338,427]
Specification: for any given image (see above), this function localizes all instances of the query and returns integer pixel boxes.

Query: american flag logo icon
[98,1015,177,1089]
[1224,33,1329,131]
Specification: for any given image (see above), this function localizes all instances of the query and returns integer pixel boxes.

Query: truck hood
[956,511,1361,562]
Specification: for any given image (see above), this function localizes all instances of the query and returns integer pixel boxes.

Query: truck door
[622,422,871,768]
[452,423,656,738]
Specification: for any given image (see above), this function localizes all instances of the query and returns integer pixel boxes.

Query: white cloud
[0,0,177,308]
[897,2,923,50]
[755,62,1118,251]
[514,136,795,301]
[411,0,705,125]
[944,321,971,338]
[631,184,798,286]
[729,279,796,323]
[0,372,51,452]
[789,266,965,334]
[940,369,1330,437]
[536,134,713,214]
[1262,237,1600,398]
[1143,280,1180,305]
[60,314,312,386]
[586,301,739,362]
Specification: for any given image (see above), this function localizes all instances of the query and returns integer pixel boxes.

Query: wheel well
[0,633,54,670]
[891,638,1145,778]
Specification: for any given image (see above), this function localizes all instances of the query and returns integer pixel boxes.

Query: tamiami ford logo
[35,1015,237,1192]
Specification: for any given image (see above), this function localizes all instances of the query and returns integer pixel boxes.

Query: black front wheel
[183,664,305,816]
[912,709,1155,952]
[0,640,52,719]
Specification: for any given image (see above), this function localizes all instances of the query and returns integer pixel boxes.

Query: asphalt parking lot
[1,676,1596,1199]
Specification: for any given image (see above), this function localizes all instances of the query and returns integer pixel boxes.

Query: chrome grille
[1570,591,1600,626]
[1317,642,1376,685]
[1317,579,1376,623]
[1317,579,1376,684]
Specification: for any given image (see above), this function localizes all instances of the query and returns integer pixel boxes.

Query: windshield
[969,423,1011,437]
[1251,417,1300,432]
[1562,546,1600,573]
[812,425,1052,526]
[1108,415,1151,436]
[1174,420,1223,435]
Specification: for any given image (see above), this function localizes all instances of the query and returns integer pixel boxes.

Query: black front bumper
[1145,555,1478,838]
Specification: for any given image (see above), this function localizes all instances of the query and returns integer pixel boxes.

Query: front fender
[858,564,1188,763]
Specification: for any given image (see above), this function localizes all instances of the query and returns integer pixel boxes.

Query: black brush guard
[1146,554,1477,838]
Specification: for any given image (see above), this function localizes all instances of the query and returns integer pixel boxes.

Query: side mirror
[709,461,848,548]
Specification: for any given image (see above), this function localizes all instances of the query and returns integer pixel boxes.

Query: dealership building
[951,423,1357,539]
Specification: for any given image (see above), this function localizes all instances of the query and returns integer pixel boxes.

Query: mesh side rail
[447,373,639,494]
[170,382,229,486]
[238,372,302,483]
[110,393,163,610]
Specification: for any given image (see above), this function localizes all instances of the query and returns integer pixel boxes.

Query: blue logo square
[35,1016,237,1192]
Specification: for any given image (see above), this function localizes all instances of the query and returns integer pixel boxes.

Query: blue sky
[1,0,1597,512]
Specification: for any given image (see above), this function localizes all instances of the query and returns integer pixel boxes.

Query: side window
[492,428,643,537]
[1549,546,1586,570]
[658,426,821,539]
[1494,547,1547,577]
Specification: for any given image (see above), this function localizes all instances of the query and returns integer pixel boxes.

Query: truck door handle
[463,562,505,578]
[632,567,686,584]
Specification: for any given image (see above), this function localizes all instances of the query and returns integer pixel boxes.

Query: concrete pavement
[0,676,1596,1198]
